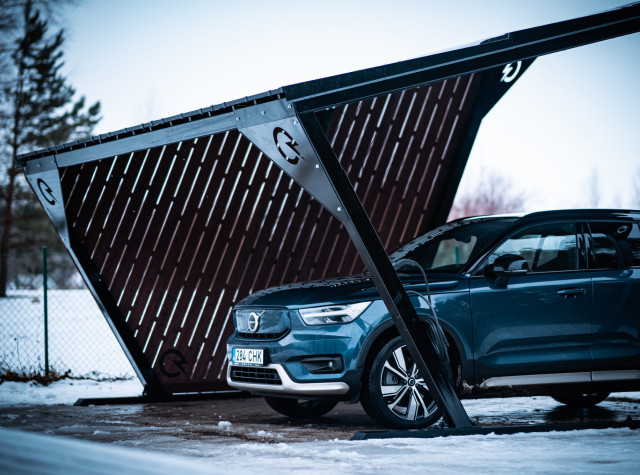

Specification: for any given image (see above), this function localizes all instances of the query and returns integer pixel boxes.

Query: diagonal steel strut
[295,112,472,428]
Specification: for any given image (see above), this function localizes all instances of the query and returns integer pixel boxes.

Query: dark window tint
[486,222,577,273]
[588,221,639,268]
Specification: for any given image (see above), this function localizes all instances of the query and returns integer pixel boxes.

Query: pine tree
[0,0,101,296]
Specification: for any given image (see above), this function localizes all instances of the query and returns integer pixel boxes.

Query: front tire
[264,396,337,418]
[361,336,442,429]
[551,392,610,408]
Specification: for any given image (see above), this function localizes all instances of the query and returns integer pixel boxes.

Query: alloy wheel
[379,344,439,422]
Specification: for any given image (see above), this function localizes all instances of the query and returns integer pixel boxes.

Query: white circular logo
[501,61,522,83]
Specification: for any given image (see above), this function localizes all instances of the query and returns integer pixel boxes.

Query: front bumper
[227,363,350,396]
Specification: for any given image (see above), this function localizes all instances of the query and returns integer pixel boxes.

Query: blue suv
[227,209,640,428]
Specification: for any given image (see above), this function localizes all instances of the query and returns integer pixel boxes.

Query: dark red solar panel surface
[59,74,479,393]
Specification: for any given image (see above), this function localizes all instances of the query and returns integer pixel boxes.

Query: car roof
[458,209,640,225]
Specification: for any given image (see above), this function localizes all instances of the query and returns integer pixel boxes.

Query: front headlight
[298,301,372,325]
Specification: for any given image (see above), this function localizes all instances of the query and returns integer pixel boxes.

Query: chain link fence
[0,248,135,380]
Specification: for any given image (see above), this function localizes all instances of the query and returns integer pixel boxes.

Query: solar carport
[17,3,640,428]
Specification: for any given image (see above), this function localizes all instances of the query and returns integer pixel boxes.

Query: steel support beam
[295,111,472,428]
[285,2,640,112]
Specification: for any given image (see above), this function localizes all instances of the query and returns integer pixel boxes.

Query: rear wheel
[361,336,442,429]
[551,392,610,408]
[264,396,337,418]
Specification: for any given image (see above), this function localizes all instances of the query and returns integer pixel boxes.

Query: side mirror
[484,254,529,278]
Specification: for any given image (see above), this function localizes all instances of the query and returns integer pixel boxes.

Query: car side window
[588,221,640,269]
[485,222,578,273]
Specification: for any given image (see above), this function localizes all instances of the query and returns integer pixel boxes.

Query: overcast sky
[59,0,640,212]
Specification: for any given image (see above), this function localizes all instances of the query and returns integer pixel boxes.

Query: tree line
[0,0,100,296]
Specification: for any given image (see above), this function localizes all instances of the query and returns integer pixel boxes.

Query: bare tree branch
[0,0,98,297]
[448,170,527,221]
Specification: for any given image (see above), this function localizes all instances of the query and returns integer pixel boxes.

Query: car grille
[230,366,282,385]
[234,309,290,340]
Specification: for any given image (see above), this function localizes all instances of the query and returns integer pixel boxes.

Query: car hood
[235,273,466,309]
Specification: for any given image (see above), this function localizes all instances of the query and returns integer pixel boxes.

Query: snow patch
[253,430,283,439]
[0,378,143,407]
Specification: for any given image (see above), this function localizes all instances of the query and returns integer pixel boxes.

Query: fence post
[43,246,49,377]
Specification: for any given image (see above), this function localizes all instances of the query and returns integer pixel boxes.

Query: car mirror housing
[485,254,529,278]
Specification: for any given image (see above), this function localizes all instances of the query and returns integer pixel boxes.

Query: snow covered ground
[1,423,639,475]
[195,429,640,474]
[0,378,144,406]
[1,379,638,474]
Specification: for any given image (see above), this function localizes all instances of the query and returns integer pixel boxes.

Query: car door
[469,221,593,382]
[587,220,640,377]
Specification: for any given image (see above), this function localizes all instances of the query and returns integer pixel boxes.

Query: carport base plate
[74,390,250,406]
[352,419,639,440]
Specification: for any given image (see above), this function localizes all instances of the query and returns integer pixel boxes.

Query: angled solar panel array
[56,73,484,393]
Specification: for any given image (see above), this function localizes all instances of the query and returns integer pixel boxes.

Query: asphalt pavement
[1,393,639,455]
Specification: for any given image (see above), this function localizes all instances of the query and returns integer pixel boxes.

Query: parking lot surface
[2,393,639,456]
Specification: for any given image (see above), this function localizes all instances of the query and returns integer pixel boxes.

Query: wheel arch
[357,316,469,389]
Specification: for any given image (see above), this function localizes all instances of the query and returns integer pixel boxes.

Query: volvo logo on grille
[247,311,263,332]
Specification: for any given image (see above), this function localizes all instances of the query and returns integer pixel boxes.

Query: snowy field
[0,289,135,378]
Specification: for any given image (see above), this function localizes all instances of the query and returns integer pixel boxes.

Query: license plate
[232,348,264,366]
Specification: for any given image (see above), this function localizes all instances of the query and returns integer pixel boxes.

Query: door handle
[556,288,585,298]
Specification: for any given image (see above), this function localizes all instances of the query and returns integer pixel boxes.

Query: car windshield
[390,217,517,273]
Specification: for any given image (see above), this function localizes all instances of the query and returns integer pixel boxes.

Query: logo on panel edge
[159,349,188,378]
[273,127,304,165]
[500,61,522,83]
[37,178,56,206]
